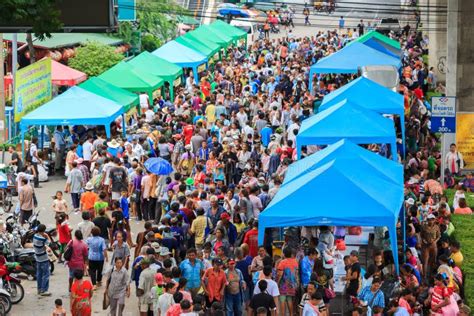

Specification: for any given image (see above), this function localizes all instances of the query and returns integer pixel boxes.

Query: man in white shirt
[446,143,464,175]
[82,136,94,170]
[139,93,150,113]
[144,108,155,123]
[29,137,41,188]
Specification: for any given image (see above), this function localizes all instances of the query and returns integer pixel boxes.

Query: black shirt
[93,216,112,240]
[347,262,361,295]
[249,293,276,316]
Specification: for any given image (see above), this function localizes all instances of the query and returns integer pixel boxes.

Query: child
[52,298,67,316]
[157,282,176,316]
[52,191,68,216]
[119,190,130,223]
[151,273,165,316]
[56,213,71,263]
[94,191,109,217]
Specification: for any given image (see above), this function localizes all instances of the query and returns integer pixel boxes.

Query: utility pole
[0,33,5,144]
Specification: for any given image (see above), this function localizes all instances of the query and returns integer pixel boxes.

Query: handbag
[102,292,110,310]
[324,287,336,299]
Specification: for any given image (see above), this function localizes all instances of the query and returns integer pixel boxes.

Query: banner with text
[14,58,52,123]
[456,113,474,169]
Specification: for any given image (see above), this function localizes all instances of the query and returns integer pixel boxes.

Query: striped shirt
[33,233,50,263]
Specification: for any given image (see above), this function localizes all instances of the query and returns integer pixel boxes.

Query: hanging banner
[14,58,52,122]
[456,113,474,169]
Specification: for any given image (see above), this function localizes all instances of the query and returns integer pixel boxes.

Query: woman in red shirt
[429,274,454,316]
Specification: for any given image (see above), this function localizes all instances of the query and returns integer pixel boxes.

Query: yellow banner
[197,63,206,73]
[456,113,474,169]
[14,58,52,122]
[173,77,181,86]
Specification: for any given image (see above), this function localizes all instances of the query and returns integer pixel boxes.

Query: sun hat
[159,247,171,256]
[107,139,121,148]
[85,182,94,191]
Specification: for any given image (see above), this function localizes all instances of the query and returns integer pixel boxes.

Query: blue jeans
[225,292,243,316]
[36,260,50,293]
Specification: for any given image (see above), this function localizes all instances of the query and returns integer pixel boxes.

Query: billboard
[14,58,53,123]
[456,113,474,169]
[0,0,117,32]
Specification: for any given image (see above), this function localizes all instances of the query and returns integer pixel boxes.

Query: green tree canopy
[68,41,124,77]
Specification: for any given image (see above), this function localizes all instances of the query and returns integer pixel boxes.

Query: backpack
[181,156,195,173]
[63,241,74,261]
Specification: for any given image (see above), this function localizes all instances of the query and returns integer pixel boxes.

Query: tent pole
[389,224,400,276]
[40,125,44,150]
[169,81,174,101]
[21,129,25,159]
[402,205,406,261]
[121,114,126,139]
[193,67,199,83]
[401,115,406,159]
[105,125,111,140]
[391,142,397,162]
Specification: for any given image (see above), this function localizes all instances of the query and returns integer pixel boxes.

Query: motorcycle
[0,262,24,304]
[0,288,11,314]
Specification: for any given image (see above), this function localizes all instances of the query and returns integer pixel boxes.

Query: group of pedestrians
[10,14,470,316]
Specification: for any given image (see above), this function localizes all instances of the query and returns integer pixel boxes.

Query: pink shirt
[67,240,88,270]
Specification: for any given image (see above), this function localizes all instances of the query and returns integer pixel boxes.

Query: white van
[230,19,260,44]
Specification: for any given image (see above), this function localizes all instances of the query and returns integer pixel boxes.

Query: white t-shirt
[140,94,150,110]
[254,279,280,297]
[145,109,155,123]
[82,141,93,161]
[30,143,39,163]
[157,293,174,316]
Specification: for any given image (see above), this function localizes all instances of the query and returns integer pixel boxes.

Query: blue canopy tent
[296,100,397,161]
[152,41,208,83]
[319,77,405,156]
[285,139,403,185]
[20,86,125,154]
[258,159,404,274]
[308,42,401,92]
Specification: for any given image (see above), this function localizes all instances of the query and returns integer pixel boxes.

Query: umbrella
[144,158,173,175]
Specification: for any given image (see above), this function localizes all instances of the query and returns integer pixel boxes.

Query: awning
[51,59,87,86]
[80,77,139,112]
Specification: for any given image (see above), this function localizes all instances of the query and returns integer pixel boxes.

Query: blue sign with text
[430,96,456,133]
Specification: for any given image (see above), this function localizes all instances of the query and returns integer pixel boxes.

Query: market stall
[51,59,87,86]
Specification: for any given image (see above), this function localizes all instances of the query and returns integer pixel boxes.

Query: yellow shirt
[205,104,216,123]
[191,215,208,245]
[450,251,464,267]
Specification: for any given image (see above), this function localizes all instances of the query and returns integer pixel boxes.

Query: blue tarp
[296,99,397,160]
[362,37,401,59]
[308,42,401,92]
[319,77,405,155]
[285,139,403,185]
[258,159,403,273]
[152,41,208,83]
[20,86,125,138]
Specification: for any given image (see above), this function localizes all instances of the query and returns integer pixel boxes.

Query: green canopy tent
[191,25,234,48]
[177,32,222,61]
[178,15,200,26]
[209,20,247,45]
[98,61,164,100]
[351,30,401,58]
[128,51,183,100]
[80,77,139,112]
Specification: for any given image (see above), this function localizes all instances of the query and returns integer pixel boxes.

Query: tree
[0,0,63,63]
[116,0,187,53]
[68,41,124,77]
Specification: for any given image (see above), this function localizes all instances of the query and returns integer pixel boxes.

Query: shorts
[111,191,121,201]
[138,302,153,313]
[68,268,83,278]
[279,295,294,303]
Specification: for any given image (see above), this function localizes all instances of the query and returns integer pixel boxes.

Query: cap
[220,212,231,220]
[427,214,436,220]
[172,134,182,140]
[350,250,359,257]
[185,178,194,186]
[155,273,164,284]
[228,259,236,265]
[212,258,224,265]
[406,198,415,205]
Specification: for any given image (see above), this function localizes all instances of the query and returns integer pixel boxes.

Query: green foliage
[0,0,62,39]
[68,41,124,77]
[452,215,474,307]
[115,0,187,53]
[141,34,161,52]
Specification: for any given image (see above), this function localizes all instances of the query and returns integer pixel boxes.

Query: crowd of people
[5,13,470,316]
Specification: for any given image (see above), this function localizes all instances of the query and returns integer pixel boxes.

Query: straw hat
[107,139,120,148]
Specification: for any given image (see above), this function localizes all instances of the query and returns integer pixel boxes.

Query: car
[375,18,401,35]
[230,19,261,43]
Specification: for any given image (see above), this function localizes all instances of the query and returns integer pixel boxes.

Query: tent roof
[260,159,403,230]
[285,139,403,185]
[178,15,200,25]
[128,51,183,83]
[194,25,234,47]
[80,77,139,112]
[2,33,123,49]
[320,77,404,116]
[98,61,164,93]
[152,41,207,68]
[297,99,396,146]
[51,59,87,86]
[176,33,220,58]
[20,86,124,129]
[310,42,401,74]
[355,30,401,50]
[210,20,247,40]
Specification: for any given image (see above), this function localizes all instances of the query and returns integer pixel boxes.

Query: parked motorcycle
[0,288,11,314]
[0,262,24,304]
